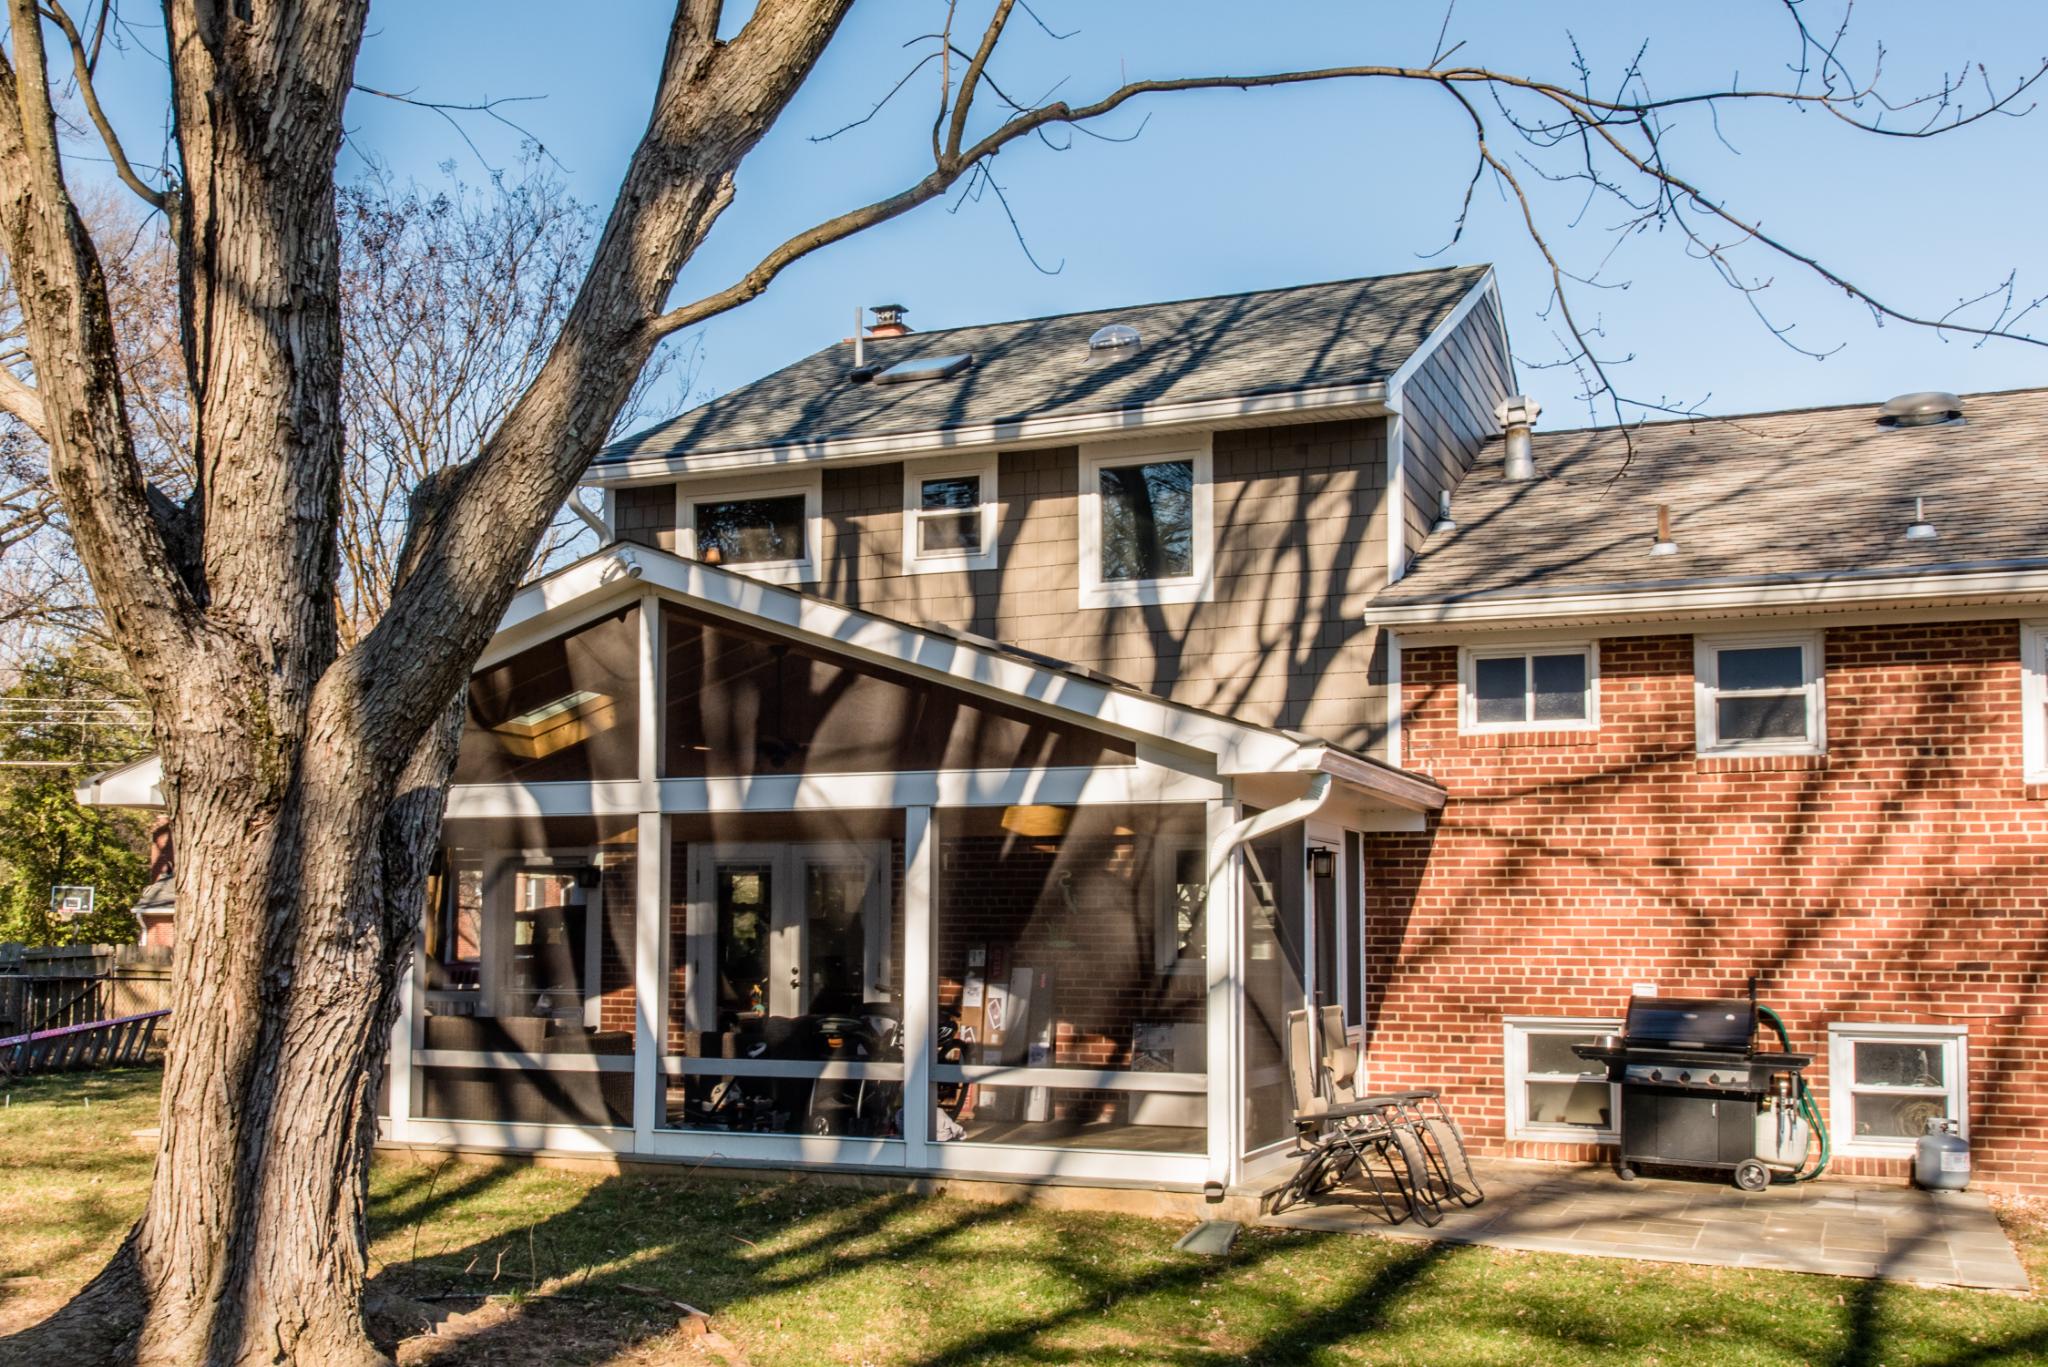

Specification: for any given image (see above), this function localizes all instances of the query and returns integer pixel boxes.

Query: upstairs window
[680,477,819,584]
[1461,645,1598,733]
[902,457,998,573]
[1079,436,1213,608]
[1695,633,1825,755]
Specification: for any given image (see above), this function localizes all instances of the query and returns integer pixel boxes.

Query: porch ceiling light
[1000,804,1072,839]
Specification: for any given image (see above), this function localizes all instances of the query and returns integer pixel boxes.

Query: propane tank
[1914,1117,1971,1191]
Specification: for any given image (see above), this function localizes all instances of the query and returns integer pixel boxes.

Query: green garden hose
[1757,1004,1831,1182]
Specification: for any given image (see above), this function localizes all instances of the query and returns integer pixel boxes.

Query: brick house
[81,269,2046,1194]
[1367,388,2048,1190]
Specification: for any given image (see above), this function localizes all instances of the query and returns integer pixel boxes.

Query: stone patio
[1260,1157,2031,1291]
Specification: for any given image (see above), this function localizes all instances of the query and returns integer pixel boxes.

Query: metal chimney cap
[1495,395,1542,428]
[1877,391,1964,428]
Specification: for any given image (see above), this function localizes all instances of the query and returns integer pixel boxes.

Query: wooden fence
[0,942,174,1045]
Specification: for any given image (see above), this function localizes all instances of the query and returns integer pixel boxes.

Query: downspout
[1209,772,1336,869]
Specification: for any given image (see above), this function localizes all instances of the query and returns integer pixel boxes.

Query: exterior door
[783,847,886,1017]
[689,842,889,1029]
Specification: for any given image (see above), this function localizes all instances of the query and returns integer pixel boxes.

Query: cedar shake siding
[824,418,1395,751]
[619,415,1403,752]
[1366,621,2048,1190]
[1396,288,1512,556]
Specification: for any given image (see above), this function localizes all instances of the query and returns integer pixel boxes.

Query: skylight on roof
[875,353,972,385]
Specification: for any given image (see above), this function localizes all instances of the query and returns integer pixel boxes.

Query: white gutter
[586,380,1394,484]
[1370,563,2048,629]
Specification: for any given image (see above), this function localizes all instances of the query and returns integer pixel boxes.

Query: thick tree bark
[0,2,852,1361]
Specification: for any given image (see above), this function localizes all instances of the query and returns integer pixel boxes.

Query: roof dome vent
[1085,322,1142,366]
[1876,391,1965,429]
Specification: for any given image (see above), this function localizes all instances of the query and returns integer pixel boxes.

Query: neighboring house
[78,267,2048,1195]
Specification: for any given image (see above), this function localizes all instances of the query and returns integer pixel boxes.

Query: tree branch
[38,0,169,212]
[655,47,2048,361]
[0,1,197,692]
[0,361,46,437]
[945,0,1013,161]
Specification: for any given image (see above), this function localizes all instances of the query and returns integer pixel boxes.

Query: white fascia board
[75,753,165,809]
[1383,269,1498,397]
[583,379,1393,486]
[1368,565,2048,631]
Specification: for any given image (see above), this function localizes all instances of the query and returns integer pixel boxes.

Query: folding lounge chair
[1261,1011,1435,1223]
[1310,1007,1483,1213]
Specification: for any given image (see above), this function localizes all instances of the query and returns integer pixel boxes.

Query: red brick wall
[597,854,637,1037]
[1368,620,2048,1189]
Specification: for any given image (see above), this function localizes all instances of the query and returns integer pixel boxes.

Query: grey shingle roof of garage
[1373,386,2048,609]
[599,265,1489,464]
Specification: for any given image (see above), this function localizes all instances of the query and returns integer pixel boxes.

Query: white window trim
[1077,433,1214,609]
[676,473,822,585]
[1458,642,1600,734]
[1694,631,1827,757]
[1827,1022,1968,1158]
[901,455,999,575]
[2021,622,2048,783]
[1503,1016,1620,1143]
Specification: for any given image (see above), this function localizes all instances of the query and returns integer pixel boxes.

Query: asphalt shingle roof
[1374,387,2048,609]
[600,265,1490,464]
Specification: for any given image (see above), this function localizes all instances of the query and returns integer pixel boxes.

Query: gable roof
[593,265,1492,479]
[83,543,1446,815]
[491,543,1444,810]
[1370,386,2048,627]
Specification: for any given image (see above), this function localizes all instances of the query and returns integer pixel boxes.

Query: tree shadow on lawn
[360,1169,2048,1367]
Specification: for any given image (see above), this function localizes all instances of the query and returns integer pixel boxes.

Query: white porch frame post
[385,929,418,1140]
[901,804,935,1170]
[632,593,663,1144]
[1205,792,1243,1191]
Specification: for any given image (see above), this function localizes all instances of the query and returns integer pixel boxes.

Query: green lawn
[2,1069,2044,1366]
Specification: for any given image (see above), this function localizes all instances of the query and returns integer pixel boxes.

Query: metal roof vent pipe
[1904,496,1939,541]
[1430,488,1457,535]
[1877,391,1964,429]
[1648,504,1679,557]
[1496,395,1542,480]
[868,303,912,337]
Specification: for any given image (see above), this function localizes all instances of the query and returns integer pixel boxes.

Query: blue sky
[88,2,2046,432]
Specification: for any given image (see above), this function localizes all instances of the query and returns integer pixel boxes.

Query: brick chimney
[868,303,911,337]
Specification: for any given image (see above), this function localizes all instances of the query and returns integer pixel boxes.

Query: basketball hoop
[50,885,94,920]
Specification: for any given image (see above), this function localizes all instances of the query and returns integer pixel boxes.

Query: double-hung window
[1461,645,1598,733]
[679,477,820,584]
[1828,1024,1966,1157]
[1504,1017,1619,1142]
[1695,633,1825,755]
[902,457,998,573]
[1078,436,1214,608]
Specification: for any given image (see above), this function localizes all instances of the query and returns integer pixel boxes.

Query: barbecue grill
[1574,993,1812,1190]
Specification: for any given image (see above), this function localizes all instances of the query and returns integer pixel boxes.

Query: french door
[684,841,890,1030]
